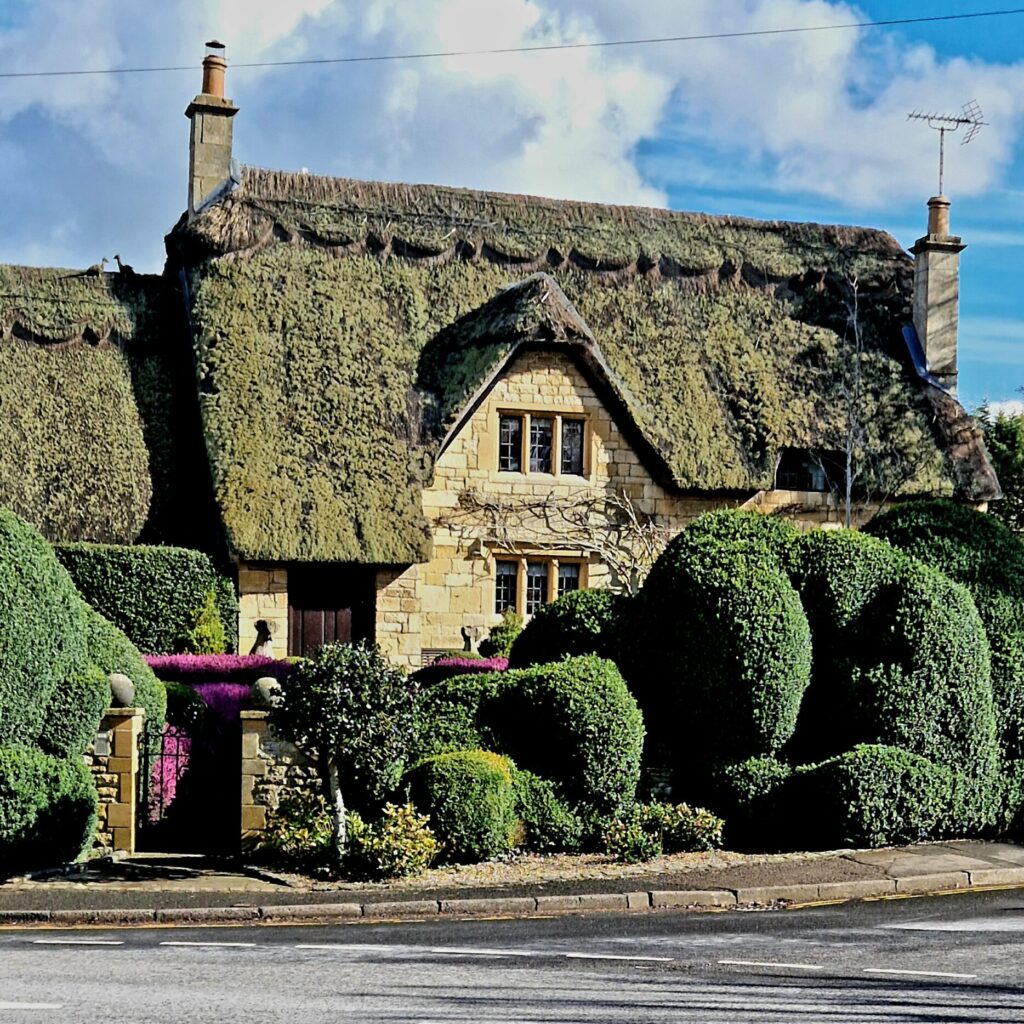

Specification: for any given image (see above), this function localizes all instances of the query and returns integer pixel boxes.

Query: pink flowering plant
[145,653,293,684]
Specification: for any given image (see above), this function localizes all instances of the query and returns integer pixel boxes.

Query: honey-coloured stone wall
[238,563,289,660]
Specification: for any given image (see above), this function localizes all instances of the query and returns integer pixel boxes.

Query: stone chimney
[185,41,238,218]
[909,195,966,394]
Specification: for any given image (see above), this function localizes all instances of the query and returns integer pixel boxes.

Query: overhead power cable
[0,7,1023,79]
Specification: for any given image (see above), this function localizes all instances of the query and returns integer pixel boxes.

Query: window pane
[499,416,522,472]
[557,563,581,598]
[525,561,549,614]
[561,419,584,474]
[495,560,518,614]
[529,417,553,473]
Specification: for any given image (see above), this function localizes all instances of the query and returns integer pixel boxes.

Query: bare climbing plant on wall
[437,488,674,594]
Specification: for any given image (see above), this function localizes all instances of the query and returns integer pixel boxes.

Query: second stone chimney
[909,195,966,395]
[185,41,238,218]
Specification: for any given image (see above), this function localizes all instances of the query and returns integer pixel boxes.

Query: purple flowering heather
[412,656,508,687]
[145,653,293,684]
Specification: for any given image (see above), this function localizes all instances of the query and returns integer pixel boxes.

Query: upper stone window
[498,412,588,477]
[775,448,844,492]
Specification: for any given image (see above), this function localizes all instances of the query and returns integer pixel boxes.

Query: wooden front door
[287,565,373,658]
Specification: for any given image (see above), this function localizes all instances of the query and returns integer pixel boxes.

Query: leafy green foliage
[163,682,208,732]
[406,750,518,863]
[413,673,499,760]
[508,589,626,668]
[37,665,108,760]
[866,500,1024,761]
[345,803,440,880]
[479,610,523,658]
[978,408,1024,533]
[273,641,418,813]
[511,770,584,852]
[482,656,644,815]
[56,543,237,655]
[603,802,724,862]
[256,790,334,874]
[181,589,228,655]
[85,609,167,743]
[0,509,91,747]
[627,511,812,770]
[0,745,98,876]
[705,756,793,850]
[784,746,954,848]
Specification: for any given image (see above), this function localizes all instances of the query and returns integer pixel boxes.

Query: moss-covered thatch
[0,265,219,549]
[163,168,996,562]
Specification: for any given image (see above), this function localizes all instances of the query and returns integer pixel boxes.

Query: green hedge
[866,500,1024,761]
[481,656,644,816]
[627,513,811,769]
[37,665,109,760]
[414,673,500,760]
[406,750,518,862]
[783,745,954,848]
[512,770,584,852]
[0,510,91,747]
[706,756,793,850]
[508,589,626,669]
[86,610,167,741]
[0,746,98,876]
[56,542,237,655]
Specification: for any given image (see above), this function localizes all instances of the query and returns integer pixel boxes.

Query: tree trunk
[325,757,346,869]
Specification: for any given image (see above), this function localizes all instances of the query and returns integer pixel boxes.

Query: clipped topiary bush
[413,672,502,760]
[86,609,167,743]
[56,542,238,654]
[782,745,954,849]
[626,512,812,772]
[512,770,584,852]
[479,610,523,658]
[508,588,626,669]
[705,756,793,850]
[36,665,109,760]
[866,500,1024,761]
[481,656,645,816]
[406,750,518,862]
[0,746,98,875]
[0,509,91,747]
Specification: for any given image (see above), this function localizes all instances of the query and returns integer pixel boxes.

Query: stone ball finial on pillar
[108,673,135,708]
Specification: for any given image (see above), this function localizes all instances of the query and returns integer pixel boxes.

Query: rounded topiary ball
[508,588,626,669]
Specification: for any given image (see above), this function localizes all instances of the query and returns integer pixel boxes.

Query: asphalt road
[2,889,1023,1022]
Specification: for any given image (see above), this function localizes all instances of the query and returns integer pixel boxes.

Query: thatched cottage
[0,49,999,667]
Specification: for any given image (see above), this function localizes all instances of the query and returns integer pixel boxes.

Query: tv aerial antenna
[907,100,987,195]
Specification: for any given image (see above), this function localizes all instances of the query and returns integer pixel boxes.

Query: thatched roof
[163,167,997,563]
[0,265,216,548]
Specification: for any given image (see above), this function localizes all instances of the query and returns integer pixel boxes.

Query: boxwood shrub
[508,589,626,669]
[37,665,109,759]
[406,750,518,863]
[626,514,811,770]
[866,500,1024,761]
[782,745,954,849]
[0,509,91,747]
[511,770,584,852]
[480,656,644,816]
[705,756,793,850]
[0,746,98,876]
[56,542,238,654]
[86,609,167,742]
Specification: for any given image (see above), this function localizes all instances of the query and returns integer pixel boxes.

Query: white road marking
[429,947,541,958]
[32,939,124,946]
[565,952,674,963]
[0,1003,63,1010]
[295,944,401,953]
[864,968,978,979]
[159,941,257,948]
[719,959,825,971]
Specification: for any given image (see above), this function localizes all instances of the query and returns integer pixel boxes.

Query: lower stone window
[493,555,584,616]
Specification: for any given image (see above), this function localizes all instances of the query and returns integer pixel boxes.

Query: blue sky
[1,1,1022,409]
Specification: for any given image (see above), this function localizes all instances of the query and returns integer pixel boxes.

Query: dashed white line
[565,952,674,963]
[295,944,399,953]
[159,941,257,948]
[32,939,124,946]
[719,959,825,971]
[0,1004,63,1010]
[429,947,540,958]
[864,968,978,980]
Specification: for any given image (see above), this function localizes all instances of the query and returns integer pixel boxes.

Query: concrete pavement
[3,841,1024,927]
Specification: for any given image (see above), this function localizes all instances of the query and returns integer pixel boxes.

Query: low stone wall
[83,707,144,853]
[240,710,320,850]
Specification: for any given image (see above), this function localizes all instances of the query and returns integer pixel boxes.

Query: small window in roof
[775,449,844,492]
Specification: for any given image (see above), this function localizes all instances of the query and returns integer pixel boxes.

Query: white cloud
[987,399,1024,416]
